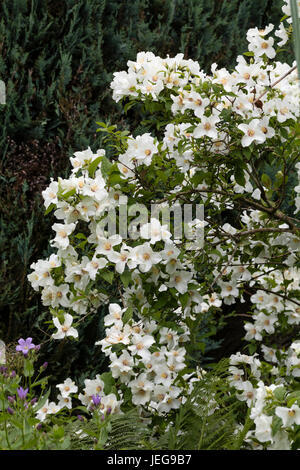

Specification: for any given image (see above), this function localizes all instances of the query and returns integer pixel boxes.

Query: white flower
[156,387,182,413]
[254,414,273,443]
[85,256,108,280]
[166,270,193,294]
[275,405,300,427]
[104,304,124,328]
[70,147,104,172]
[96,234,122,257]
[127,133,158,166]
[41,284,70,308]
[128,243,162,273]
[238,119,267,147]
[110,351,134,382]
[237,380,256,406]
[228,366,245,389]
[35,400,60,421]
[79,375,105,409]
[193,115,220,139]
[52,313,78,340]
[254,312,277,334]
[51,223,76,250]
[107,245,131,274]
[129,374,153,406]
[159,327,179,349]
[110,70,138,102]
[140,218,172,244]
[128,333,155,361]
[42,180,59,209]
[56,378,78,398]
[57,394,73,410]
[100,393,122,415]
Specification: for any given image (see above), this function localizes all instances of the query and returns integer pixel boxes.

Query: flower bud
[7,406,14,415]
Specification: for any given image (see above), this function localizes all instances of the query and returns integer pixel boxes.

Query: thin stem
[253,65,297,104]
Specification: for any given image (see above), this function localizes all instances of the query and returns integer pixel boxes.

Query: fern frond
[98,359,246,451]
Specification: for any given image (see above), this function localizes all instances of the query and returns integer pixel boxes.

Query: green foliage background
[0,0,289,386]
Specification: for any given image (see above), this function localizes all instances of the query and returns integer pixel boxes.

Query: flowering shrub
[5,0,299,450]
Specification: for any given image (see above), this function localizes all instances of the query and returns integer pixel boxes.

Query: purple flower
[17,387,29,401]
[7,395,15,404]
[91,394,101,407]
[16,338,35,356]
[7,406,14,415]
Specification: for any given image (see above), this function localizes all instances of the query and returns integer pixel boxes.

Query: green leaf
[100,270,114,284]
[109,171,123,186]
[271,415,283,437]
[61,188,76,200]
[287,391,300,407]
[44,203,56,215]
[52,425,65,440]
[75,232,87,240]
[101,155,113,178]
[273,386,286,402]
[124,99,137,114]
[179,292,190,309]
[23,358,34,377]
[261,173,272,189]
[88,156,103,178]
[122,307,133,324]
[100,372,115,395]
[33,388,51,412]
[234,166,246,187]
[120,269,131,288]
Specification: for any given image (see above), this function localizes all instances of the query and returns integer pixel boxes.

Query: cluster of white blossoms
[95,303,189,413]
[28,1,300,448]
[228,343,300,450]
[35,378,78,422]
